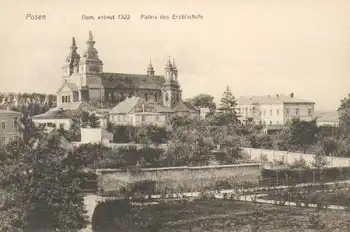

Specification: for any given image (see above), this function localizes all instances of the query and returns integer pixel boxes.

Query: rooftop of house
[237,93,314,105]
[110,96,173,114]
[315,111,339,122]
[172,101,199,112]
[33,102,96,120]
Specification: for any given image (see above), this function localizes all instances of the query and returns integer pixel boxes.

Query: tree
[164,120,214,166]
[283,118,319,153]
[188,94,216,112]
[81,112,100,128]
[217,85,239,124]
[0,132,88,231]
[338,94,350,139]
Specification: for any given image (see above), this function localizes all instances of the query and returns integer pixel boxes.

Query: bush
[92,199,132,231]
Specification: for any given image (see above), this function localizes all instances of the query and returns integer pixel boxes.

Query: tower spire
[64,36,80,75]
[147,58,155,76]
[71,37,77,49]
[165,56,172,69]
[82,30,99,59]
[172,57,177,70]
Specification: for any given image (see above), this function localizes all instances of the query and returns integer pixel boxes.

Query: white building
[32,102,105,132]
[236,93,315,126]
[109,96,172,126]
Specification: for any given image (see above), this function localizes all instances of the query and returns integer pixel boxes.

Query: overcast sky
[1,0,350,111]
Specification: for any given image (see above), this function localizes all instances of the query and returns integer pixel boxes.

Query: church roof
[101,73,165,90]
[173,101,199,112]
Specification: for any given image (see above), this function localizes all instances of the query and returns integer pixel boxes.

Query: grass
[91,198,350,231]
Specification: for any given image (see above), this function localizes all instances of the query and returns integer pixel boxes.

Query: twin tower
[60,31,182,108]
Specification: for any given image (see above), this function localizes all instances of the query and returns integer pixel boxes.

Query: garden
[91,198,350,231]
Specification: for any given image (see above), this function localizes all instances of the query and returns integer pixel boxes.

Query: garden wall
[97,163,262,194]
[242,147,350,167]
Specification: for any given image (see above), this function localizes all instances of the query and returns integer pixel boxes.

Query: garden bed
[91,199,350,231]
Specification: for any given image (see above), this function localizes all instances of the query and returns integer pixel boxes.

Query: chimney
[268,95,270,98]
[290,93,294,98]
[276,94,279,98]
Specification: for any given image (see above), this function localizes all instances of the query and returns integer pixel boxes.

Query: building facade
[32,102,107,132]
[109,96,171,126]
[236,93,315,125]
[0,108,21,148]
[57,31,182,109]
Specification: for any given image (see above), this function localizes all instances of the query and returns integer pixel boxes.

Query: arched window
[1,121,5,130]
[165,93,169,101]
[154,93,158,102]
[145,93,148,101]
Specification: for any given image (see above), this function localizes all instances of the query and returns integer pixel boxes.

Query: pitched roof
[52,102,96,111]
[173,101,199,112]
[237,94,314,105]
[56,82,79,93]
[110,96,143,114]
[33,102,96,120]
[315,111,339,122]
[101,72,165,90]
[110,96,173,114]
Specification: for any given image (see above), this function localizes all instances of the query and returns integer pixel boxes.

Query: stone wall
[242,147,350,167]
[97,163,262,194]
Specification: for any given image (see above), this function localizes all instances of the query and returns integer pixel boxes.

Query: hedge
[261,167,350,185]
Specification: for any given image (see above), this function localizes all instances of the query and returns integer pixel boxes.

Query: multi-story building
[109,96,199,126]
[236,93,315,126]
[0,107,21,148]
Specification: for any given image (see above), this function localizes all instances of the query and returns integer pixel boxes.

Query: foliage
[289,157,309,169]
[338,93,350,139]
[0,132,88,231]
[92,199,160,232]
[188,93,216,112]
[110,124,169,144]
[312,147,329,169]
[216,85,239,125]
[81,112,100,128]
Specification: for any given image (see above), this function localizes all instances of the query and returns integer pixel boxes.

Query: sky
[1,0,350,111]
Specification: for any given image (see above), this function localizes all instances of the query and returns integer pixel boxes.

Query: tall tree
[188,94,216,112]
[0,132,88,231]
[338,94,350,139]
[217,85,239,124]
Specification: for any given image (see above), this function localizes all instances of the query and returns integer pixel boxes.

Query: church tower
[162,57,182,108]
[78,31,103,85]
[146,60,155,76]
[62,37,80,82]
[69,31,104,105]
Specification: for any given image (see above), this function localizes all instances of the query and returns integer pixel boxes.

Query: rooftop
[110,96,173,114]
[33,102,96,120]
[101,72,165,90]
[315,111,339,122]
[237,94,314,105]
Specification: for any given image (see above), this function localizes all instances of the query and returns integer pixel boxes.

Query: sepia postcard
[1,0,350,231]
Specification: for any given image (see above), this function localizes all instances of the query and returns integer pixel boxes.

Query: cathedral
[56,31,183,109]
